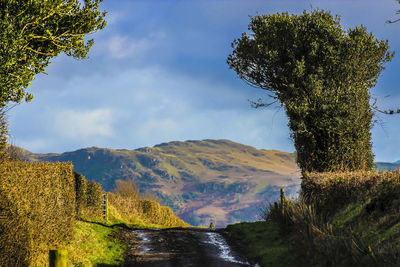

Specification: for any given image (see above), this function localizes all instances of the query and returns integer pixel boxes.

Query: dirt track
[117,227,254,267]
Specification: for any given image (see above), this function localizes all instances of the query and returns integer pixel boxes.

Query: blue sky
[7,0,400,162]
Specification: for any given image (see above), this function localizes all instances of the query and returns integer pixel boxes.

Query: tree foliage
[0,0,107,107]
[387,0,400,23]
[227,10,393,172]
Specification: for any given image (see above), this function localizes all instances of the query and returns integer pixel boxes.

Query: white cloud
[8,63,293,153]
[108,32,165,59]
[6,0,400,161]
[54,109,115,140]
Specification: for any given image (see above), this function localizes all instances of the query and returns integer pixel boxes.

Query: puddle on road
[134,230,153,254]
[132,229,256,266]
[204,232,251,266]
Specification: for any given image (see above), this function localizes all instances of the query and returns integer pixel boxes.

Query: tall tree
[0,0,107,107]
[227,10,393,172]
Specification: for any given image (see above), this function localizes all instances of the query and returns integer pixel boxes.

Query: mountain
[375,161,400,171]
[23,139,301,227]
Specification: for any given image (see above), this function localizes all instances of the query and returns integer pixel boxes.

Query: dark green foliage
[74,171,105,220]
[0,0,106,107]
[74,171,88,214]
[228,9,393,172]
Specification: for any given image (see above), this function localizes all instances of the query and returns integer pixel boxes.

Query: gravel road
[118,227,255,267]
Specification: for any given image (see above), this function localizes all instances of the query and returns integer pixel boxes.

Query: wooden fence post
[103,192,108,221]
[49,249,67,267]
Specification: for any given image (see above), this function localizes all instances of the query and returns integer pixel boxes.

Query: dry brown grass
[109,179,189,227]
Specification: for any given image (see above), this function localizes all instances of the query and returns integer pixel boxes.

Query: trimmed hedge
[301,170,400,215]
[74,172,104,220]
[0,161,75,265]
[74,171,88,215]
[138,199,188,227]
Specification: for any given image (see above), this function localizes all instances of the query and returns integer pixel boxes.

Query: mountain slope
[375,161,400,171]
[24,139,301,227]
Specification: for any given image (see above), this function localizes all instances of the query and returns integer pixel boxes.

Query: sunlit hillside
[23,139,301,227]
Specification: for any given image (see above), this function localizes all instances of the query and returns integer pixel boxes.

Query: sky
[7,0,400,162]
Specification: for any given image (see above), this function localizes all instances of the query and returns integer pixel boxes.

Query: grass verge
[267,171,400,266]
[65,220,125,266]
[224,221,294,267]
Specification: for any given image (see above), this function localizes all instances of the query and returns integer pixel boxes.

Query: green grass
[63,205,185,266]
[332,201,364,227]
[225,221,294,267]
[65,221,125,266]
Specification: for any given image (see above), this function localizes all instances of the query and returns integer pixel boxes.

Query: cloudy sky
[7,0,400,162]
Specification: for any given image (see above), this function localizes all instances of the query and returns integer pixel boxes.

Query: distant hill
[23,139,301,227]
[375,161,400,171]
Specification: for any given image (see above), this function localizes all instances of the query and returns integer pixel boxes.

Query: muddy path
[117,227,254,267]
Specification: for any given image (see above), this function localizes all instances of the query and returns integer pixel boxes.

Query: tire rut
[120,228,253,267]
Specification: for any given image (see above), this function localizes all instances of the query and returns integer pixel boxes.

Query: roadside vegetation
[64,176,189,266]
[223,221,294,266]
[65,221,125,266]
[224,6,400,267]
[226,170,400,266]
[3,2,400,266]
[0,156,188,266]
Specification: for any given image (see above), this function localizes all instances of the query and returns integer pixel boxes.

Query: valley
[23,139,301,227]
